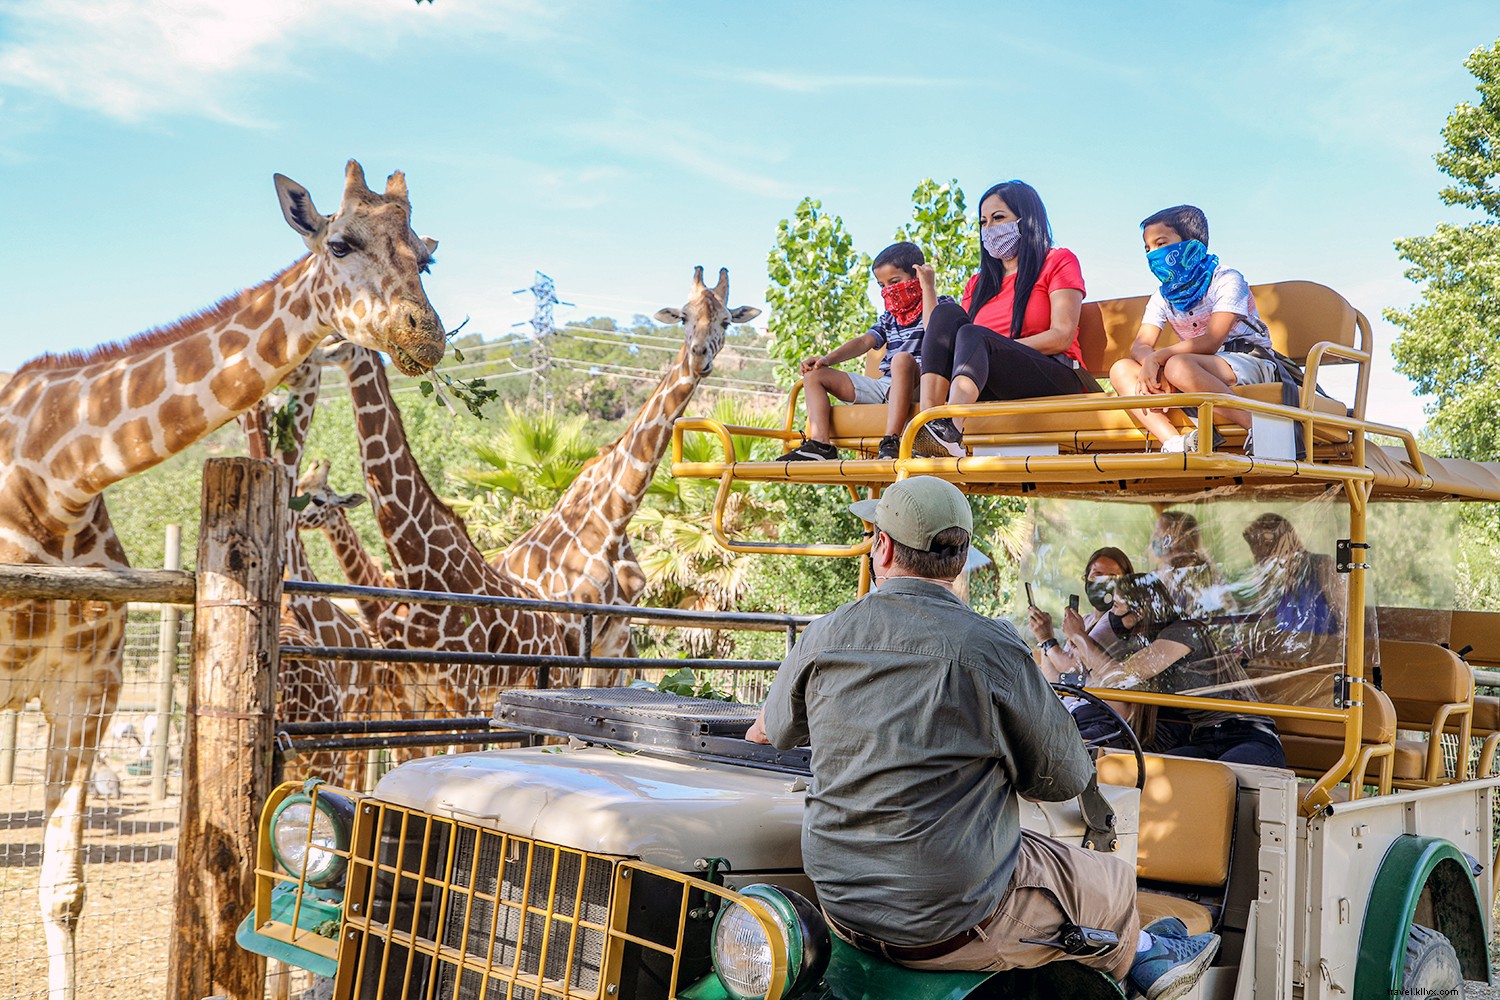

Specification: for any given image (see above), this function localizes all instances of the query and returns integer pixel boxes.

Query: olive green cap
[848,476,973,550]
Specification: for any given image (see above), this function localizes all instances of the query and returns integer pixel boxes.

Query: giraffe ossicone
[0,159,446,1000]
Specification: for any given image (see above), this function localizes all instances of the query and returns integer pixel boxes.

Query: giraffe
[493,267,760,658]
[240,351,376,785]
[0,159,446,1000]
[323,338,579,726]
[294,458,394,638]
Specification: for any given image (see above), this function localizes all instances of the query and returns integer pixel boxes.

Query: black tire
[1403,923,1463,997]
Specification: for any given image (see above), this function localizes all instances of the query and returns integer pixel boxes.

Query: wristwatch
[1039,638,1060,653]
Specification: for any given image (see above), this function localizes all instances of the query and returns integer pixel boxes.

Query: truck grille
[338,799,617,999]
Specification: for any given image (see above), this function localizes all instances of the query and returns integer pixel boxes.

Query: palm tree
[447,404,603,555]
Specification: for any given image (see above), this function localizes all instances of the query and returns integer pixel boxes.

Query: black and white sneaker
[776,439,839,462]
[914,417,965,458]
[876,435,901,460]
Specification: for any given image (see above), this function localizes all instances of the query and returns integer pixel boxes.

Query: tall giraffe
[240,351,375,784]
[494,267,760,657]
[0,160,446,1000]
[294,458,392,637]
[324,339,579,723]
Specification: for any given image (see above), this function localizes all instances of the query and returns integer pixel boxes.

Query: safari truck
[240,280,1500,1000]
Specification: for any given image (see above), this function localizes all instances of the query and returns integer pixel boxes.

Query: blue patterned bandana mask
[1146,239,1218,311]
[981,220,1022,260]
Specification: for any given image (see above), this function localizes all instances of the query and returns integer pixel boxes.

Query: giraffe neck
[569,351,702,528]
[242,356,323,588]
[339,345,496,592]
[319,508,390,633]
[2,258,330,510]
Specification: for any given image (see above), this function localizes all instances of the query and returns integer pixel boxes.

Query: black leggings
[920,300,1090,399]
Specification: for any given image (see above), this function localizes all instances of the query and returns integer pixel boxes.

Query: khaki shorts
[844,370,893,404]
[896,830,1140,980]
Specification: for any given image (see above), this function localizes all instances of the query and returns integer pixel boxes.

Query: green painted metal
[791,935,1124,1000]
[678,974,732,1000]
[233,883,341,978]
[1355,835,1491,1000]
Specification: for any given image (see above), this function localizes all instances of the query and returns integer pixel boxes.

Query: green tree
[764,198,874,386]
[1388,40,1500,460]
[895,178,977,301]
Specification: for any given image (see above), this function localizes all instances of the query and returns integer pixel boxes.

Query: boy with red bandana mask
[778,242,954,462]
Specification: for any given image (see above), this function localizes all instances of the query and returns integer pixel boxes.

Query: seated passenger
[1108,205,1280,454]
[777,241,954,462]
[1149,510,1233,620]
[913,180,1096,459]
[1238,512,1338,635]
[746,477,1218,998]
[1059,576,1286,768]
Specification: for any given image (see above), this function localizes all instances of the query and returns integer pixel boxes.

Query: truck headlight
[268,790,353,887]
[710,884,830,1000]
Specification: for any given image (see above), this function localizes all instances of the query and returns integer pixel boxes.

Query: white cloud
[567,113,802,200]
[0,0,553,124]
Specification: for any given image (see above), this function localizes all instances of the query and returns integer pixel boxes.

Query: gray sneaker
[1127,929,1219,1000]
[915,417,965,458]
[876,435,901,460]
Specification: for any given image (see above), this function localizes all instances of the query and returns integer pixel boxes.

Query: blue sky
[1,1,1495,434]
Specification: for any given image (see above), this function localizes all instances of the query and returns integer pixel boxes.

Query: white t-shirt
[1142,267,1272,350]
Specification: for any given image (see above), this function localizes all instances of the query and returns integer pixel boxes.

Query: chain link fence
[0,604,190,1000]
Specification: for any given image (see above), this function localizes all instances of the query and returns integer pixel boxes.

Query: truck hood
[372,745,808,872]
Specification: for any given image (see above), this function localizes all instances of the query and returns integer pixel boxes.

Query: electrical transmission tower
[513,271,573,400]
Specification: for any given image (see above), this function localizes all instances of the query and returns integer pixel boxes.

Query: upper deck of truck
[670,280,1500,505]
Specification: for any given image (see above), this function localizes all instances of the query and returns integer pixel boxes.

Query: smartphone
[1024,582,1036,608]
[1068,594,1080,613]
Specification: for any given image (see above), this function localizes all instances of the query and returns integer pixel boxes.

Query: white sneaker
[1160,435,1187,454]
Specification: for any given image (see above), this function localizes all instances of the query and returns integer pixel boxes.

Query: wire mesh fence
[0,604,190,1000]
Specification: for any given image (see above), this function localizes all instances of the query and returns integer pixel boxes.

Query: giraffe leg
[39,693,113,1000]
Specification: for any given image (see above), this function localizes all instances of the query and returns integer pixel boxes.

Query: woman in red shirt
[914,180,1095,458]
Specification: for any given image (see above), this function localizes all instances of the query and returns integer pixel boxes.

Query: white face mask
[981,220,1022,259]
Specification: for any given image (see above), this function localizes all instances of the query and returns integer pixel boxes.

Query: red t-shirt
[960,247,1086,365]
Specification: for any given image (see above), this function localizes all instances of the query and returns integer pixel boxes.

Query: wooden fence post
[151,523,182,800]
[169,458,284,1000]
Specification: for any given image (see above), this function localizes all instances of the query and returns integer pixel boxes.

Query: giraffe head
[274,160,447,375]
[653,267,761,377]
[293,459,367,531]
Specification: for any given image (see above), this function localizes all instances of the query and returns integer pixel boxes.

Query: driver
[745,477,1219,999]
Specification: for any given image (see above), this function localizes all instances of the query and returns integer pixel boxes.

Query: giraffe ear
[421,236,438,254]
[654,308,685,325]
[729,306,761,323]
[275,173,329,244]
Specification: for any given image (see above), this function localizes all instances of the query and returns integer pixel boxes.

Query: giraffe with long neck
[325,339,575,722]
[0,160,446,1000]
[241,351,375,784]
[493,267,760,657]
[294,458,393,638]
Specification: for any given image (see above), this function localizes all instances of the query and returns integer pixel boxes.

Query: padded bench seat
[809,280,1369,457]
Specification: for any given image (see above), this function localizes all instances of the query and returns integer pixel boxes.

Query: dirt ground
[0,706,182,1000]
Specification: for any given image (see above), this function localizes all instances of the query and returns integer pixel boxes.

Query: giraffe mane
[17,260,306,374]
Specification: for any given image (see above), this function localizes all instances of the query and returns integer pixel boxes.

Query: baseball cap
[848,476,973,550]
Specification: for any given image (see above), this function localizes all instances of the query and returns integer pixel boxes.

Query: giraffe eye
[328,240,352,258]
[720,318,731,328]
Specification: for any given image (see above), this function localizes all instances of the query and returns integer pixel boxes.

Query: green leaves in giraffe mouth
[404,319,501,419]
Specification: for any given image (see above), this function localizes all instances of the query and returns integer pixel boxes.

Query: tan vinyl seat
[1378,639,1474,783]
[1277,685,1401,795]
[812,280,1367,456]
[1096,754,1238,936]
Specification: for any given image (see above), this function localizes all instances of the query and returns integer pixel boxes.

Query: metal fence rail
[273,581,808,771]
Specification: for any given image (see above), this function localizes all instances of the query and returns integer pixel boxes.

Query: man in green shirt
[746,476,1219,1000]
